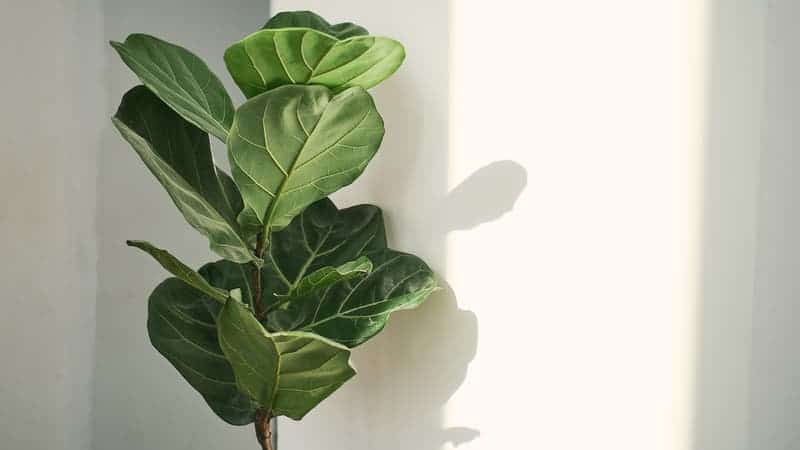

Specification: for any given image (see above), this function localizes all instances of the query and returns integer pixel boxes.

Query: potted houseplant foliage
[110,10,436,450]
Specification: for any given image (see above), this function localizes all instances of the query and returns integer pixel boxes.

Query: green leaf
[216,167,246,226]
[227,85,384,239]
[268,249,437,347]
[127,240,229,304]
[198,197,435,346]
[113,86,256,264]
[218,299,355,419]
[265,197,387,289]
[224,28,404,98]
[111,34,235,142]
[217,297,280,407]
[270,331,356,420]
[263,10,369,39]
[288,256,372,298]
[147,278,257,425]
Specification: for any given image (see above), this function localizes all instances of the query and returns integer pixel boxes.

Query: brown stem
[252,233,265,319]
[254,408,273,450]
[251,236,273,450]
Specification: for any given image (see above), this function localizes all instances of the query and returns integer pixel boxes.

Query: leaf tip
[125,240,145,250]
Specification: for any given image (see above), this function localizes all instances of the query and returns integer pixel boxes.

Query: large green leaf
[217,296,280,407]
[218,298,355,419]
[198,198,436,347]
[127,240,229,304]
[224,28,404,98]
[263,11,368,39]
[268,249,437,347]
[147,278,257,425]
[111,34,234,141]
[227,85,384,240]
[266,197,387,288]
[270,331,356,420]
[113,86,256,264]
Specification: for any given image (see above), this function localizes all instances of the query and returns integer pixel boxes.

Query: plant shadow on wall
[352,157,526,449]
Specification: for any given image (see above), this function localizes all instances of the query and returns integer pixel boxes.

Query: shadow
[436,160,528,232]
[693,1,768,449]
[346,161,526,450]
[287,2,528,448]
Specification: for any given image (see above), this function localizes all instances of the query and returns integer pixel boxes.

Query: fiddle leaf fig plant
[110,10,435,450]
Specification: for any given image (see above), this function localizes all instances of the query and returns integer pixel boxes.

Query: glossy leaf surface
[227,85,384,238]
[218,299,355,419]
[127,240,229,303]
[269,249,437,347]
[224,28,404,97]
[265,198,387,288]
[263,10,368,39]
[111,34,234,141]
[147,278,256,425]
[113,86,255,263]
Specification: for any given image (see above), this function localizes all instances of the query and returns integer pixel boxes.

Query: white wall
[748,1,800,447]
[4,1,799,450]
[272,2,764,450]
[95,2,266,450]
[0,2,103,450]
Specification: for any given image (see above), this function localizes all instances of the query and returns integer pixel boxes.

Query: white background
[1,1,799,449]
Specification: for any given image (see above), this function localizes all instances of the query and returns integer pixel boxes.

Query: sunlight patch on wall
[445,1,709,449]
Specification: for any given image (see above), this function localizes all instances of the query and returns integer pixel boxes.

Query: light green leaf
[111,34,234,142]
[288,256,372,298]
[270,331,356,420]
[268,249,437,347]
[113,86,256,264]
[263,10,368,39]
[218,297,280,407]
[224,28,404,98]
[127,240,228,304]
[147,278,257,425]
[218,299,355,419]
[227,85,384,240]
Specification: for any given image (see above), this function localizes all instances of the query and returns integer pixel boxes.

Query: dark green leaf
[127,240,228,304]
[227,85,384,240]
[197,197,434,347]
[266,197,387,287]
[147,278,257,425]
[268,249,437,347]
[224,28,404,98]
[217,168,245,222]
[113,86,256,263]
[263,10,368,39]
[218,299,355,419]
[111,34,234,141]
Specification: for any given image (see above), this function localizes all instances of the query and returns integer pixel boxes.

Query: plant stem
[251,235,273,449]
[252,233,265,319]
[254,408,273,450]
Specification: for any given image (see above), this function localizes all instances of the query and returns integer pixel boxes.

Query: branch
[254,408,273,450]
